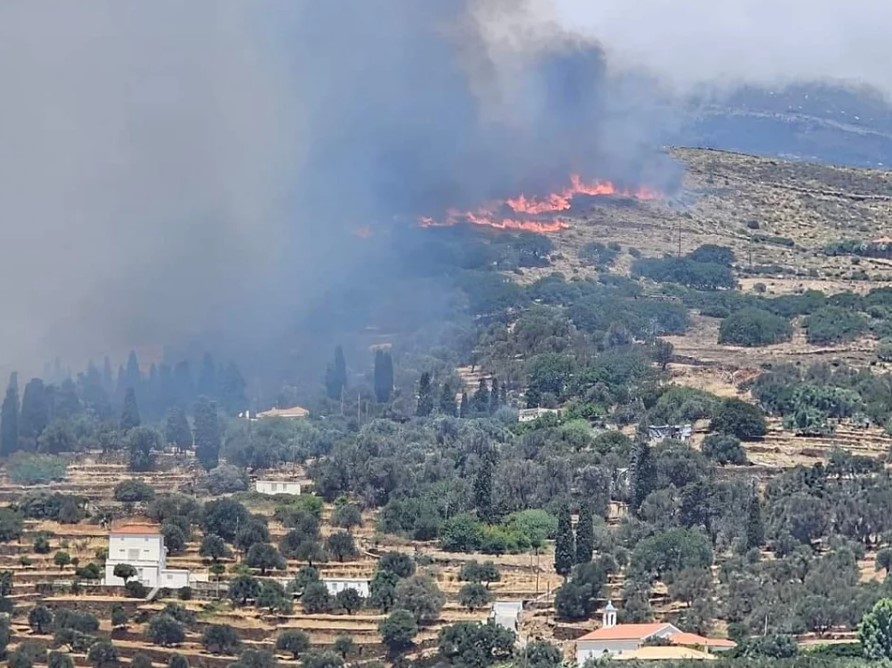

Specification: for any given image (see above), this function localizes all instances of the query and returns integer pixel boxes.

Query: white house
[575,602,735,663]
[104,524,191,589]
[489,600,523,633]
[322,577,370,598]
[255,480,302,496]
[517,407,560,423]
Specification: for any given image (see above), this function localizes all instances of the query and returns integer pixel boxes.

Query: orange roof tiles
[577,623,670,641]
[110,524,161,535]
[669,633,737,649]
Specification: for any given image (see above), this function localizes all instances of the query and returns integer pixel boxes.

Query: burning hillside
[420,174,661,233]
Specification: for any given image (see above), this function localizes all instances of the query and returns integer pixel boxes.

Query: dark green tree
[82,362,112,419]
[165,407,192,451]
[369,570,399,612]
[489,377,500,414]
[28,604,52,634]
[459,391,469,418]
[458,583,491,611]
[373,350,394,403]
[554,503,575,577]
[301,581,332,613]
[202,623,241,655]
[631,442,657,515]
[218,362,248,416]
[325,531,358,562]
[710,398,767,441]
[395,574,444,624]
[574,504,594,565]
[197,353,217,398]
[52,379,81,420]
[193,397,222,470]
[19,379,50,447]
[437,621,514,668]
[126,427,161,472]
[1,373,19,456]
[416,372,434,417]
[168,655,189,668]
[379,609,418,654]
[245,543,286,575]
[472,379,489,415]
[228,575,260,606]
[199,534,231,562]
[87,641,118,668]
[746,489,765,549]
[859,599,892,661]
[148,613,185,646]
[335,588,363,614]
[474,455,495,524]
[325,346,348,400]
[120,387,141,431]
[439,381,456,416]
[48,652,74,668]
[379,552,415,578]
[276,630,310,660]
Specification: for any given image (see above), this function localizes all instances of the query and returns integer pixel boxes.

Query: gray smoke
[5,0,884,379]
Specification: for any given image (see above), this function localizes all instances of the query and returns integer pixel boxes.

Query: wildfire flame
[420,174,660,233]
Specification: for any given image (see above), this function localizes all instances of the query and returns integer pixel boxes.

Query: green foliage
[437,621,515,668]
[168,655,189,668]
[113,479,154,503]
[579,242,619,268]
[202,498,250,542]
[120,387,141,431]
[396,574,445,624]
[458,561,500,585]
[440,513,484,552]
[690,244,735,266]
[7,453,67,484]
[257,580,292,613]
[1,376,19,457]
[165,407,193,450]
[148,614,185,646]
[206,464,247,495]
[48,652,74,668]
[331,503,362,530]
[554,502,575,576]
[458,582,492,611]
[28,604,52,634]
[199,534,231,562]
[575,504,594,565]
[374,350,394,403]
[301,581,332,613]
[245,543,285,575]
[632,255,735,290]
[276,630,310,659]
[325,531,358,562]
[202,624,241,655]
[719,308,792,346]
[228,575,260,606]
[702,433,747,465]
[87,641,118,668]
[710,398,767,440]
[126,426,161,472]
[806,306,868,345]
[379,552,415,578]
[379,609,418,653]
[335,587,364,614]
[631,442,657,514]
[193,397,222,470]
[859,598,892,660]
[631,527,713,580]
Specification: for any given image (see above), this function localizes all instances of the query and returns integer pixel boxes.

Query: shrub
[701,433,747,465]
[202,624,241,655]
[379,609,418,653]
[710,398,767,441]
[113,479,155,503]
[8,453,66,484]
[148,613,185,646]
[125,580,147,599]
[805,306,867,345]
[718,308,792,346]
[276,629,310,659]
[689,244,735,266]
[206,464,247,495]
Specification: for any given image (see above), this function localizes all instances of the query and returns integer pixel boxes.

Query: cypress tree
[459,392,469,418]
[574,503,594,565]
[173,361,196,409]
[416,372,434,417]
[746,488,765,549]
[20,378,50,445]
[325,346,348,400]
[489,377,500,415]
[125,351,141,391]
[53,379,82,420]
[631,442,657,516]
[472,379,489,415]
[0,373,19,455]
[218,362,248,416]
[193,397,221,470]
[554,502,575,577]
[82,362,111,419]
[439,382,456,416]
[102,357,115,395]
[474,453,495,523]
[165,407,193,452]
[120,388,141,432]
[197,353,217,398]
[373,351,393,403]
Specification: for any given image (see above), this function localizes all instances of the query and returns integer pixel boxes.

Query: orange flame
[420,174,661,233]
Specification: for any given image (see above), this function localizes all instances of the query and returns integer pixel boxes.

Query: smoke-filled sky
[0,0,890,377]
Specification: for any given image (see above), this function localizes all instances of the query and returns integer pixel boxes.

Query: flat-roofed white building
[255,480,302,496]
[322,577,370,598]
[490,600,523,633]
[104,524,190,589]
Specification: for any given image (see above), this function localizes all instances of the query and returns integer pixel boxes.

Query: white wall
[160,569,191,588]
[105,563,160,587]
[255,480,302,495]
[108,534,165,566]
[576,639,641,663]
[323,578,370,597]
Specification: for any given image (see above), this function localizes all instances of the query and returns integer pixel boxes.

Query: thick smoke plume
[3,0,887,380]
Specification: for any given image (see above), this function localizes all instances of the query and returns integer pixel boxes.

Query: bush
[206,464,247,495]
[7,453,67,484]
[718,308,792,346]
[632,256,735,290]
[689,244,735,266]
[701,433,747,465]
[458,583,492,611]
[276,629,310,659]
[125,580,147,599]
[148,614,185,646]
[113,479,155,503]
[710,398,767,441]
[202,624,241,655]
[379,609,418,653]
[805,306,867,345]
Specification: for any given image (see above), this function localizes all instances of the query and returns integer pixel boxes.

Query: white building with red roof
[575,602,735,663]
[103,523,191,589]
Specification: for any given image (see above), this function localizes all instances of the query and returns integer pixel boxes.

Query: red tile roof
[577,623,671,641]
[110,524,161,535]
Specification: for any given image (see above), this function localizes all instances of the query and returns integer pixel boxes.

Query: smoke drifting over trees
[0,0,887,376]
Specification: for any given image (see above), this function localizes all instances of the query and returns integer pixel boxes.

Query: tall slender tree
[474,452,496,523]
[416,372,434,417]
[52,379,81,420]
[489,377,500,414]
[124,351,141,392]
[373,351,394,403]
[102,357,115,395]
[197,353,217,398]
[746,488,765,549]
[20,378,50,446]
[472,379,489,415]
[218,363,248,415]
[165,407,193,452]
[554,502,575,577]
[120,388,141,432]
[459,392,469,418]
[439,382,456,416]
[325,347,348,400]
[574,503,594,565]
[193,397,222,470]
[0,374,19,455]
[82,362,111,419]
[631,442,657,516]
